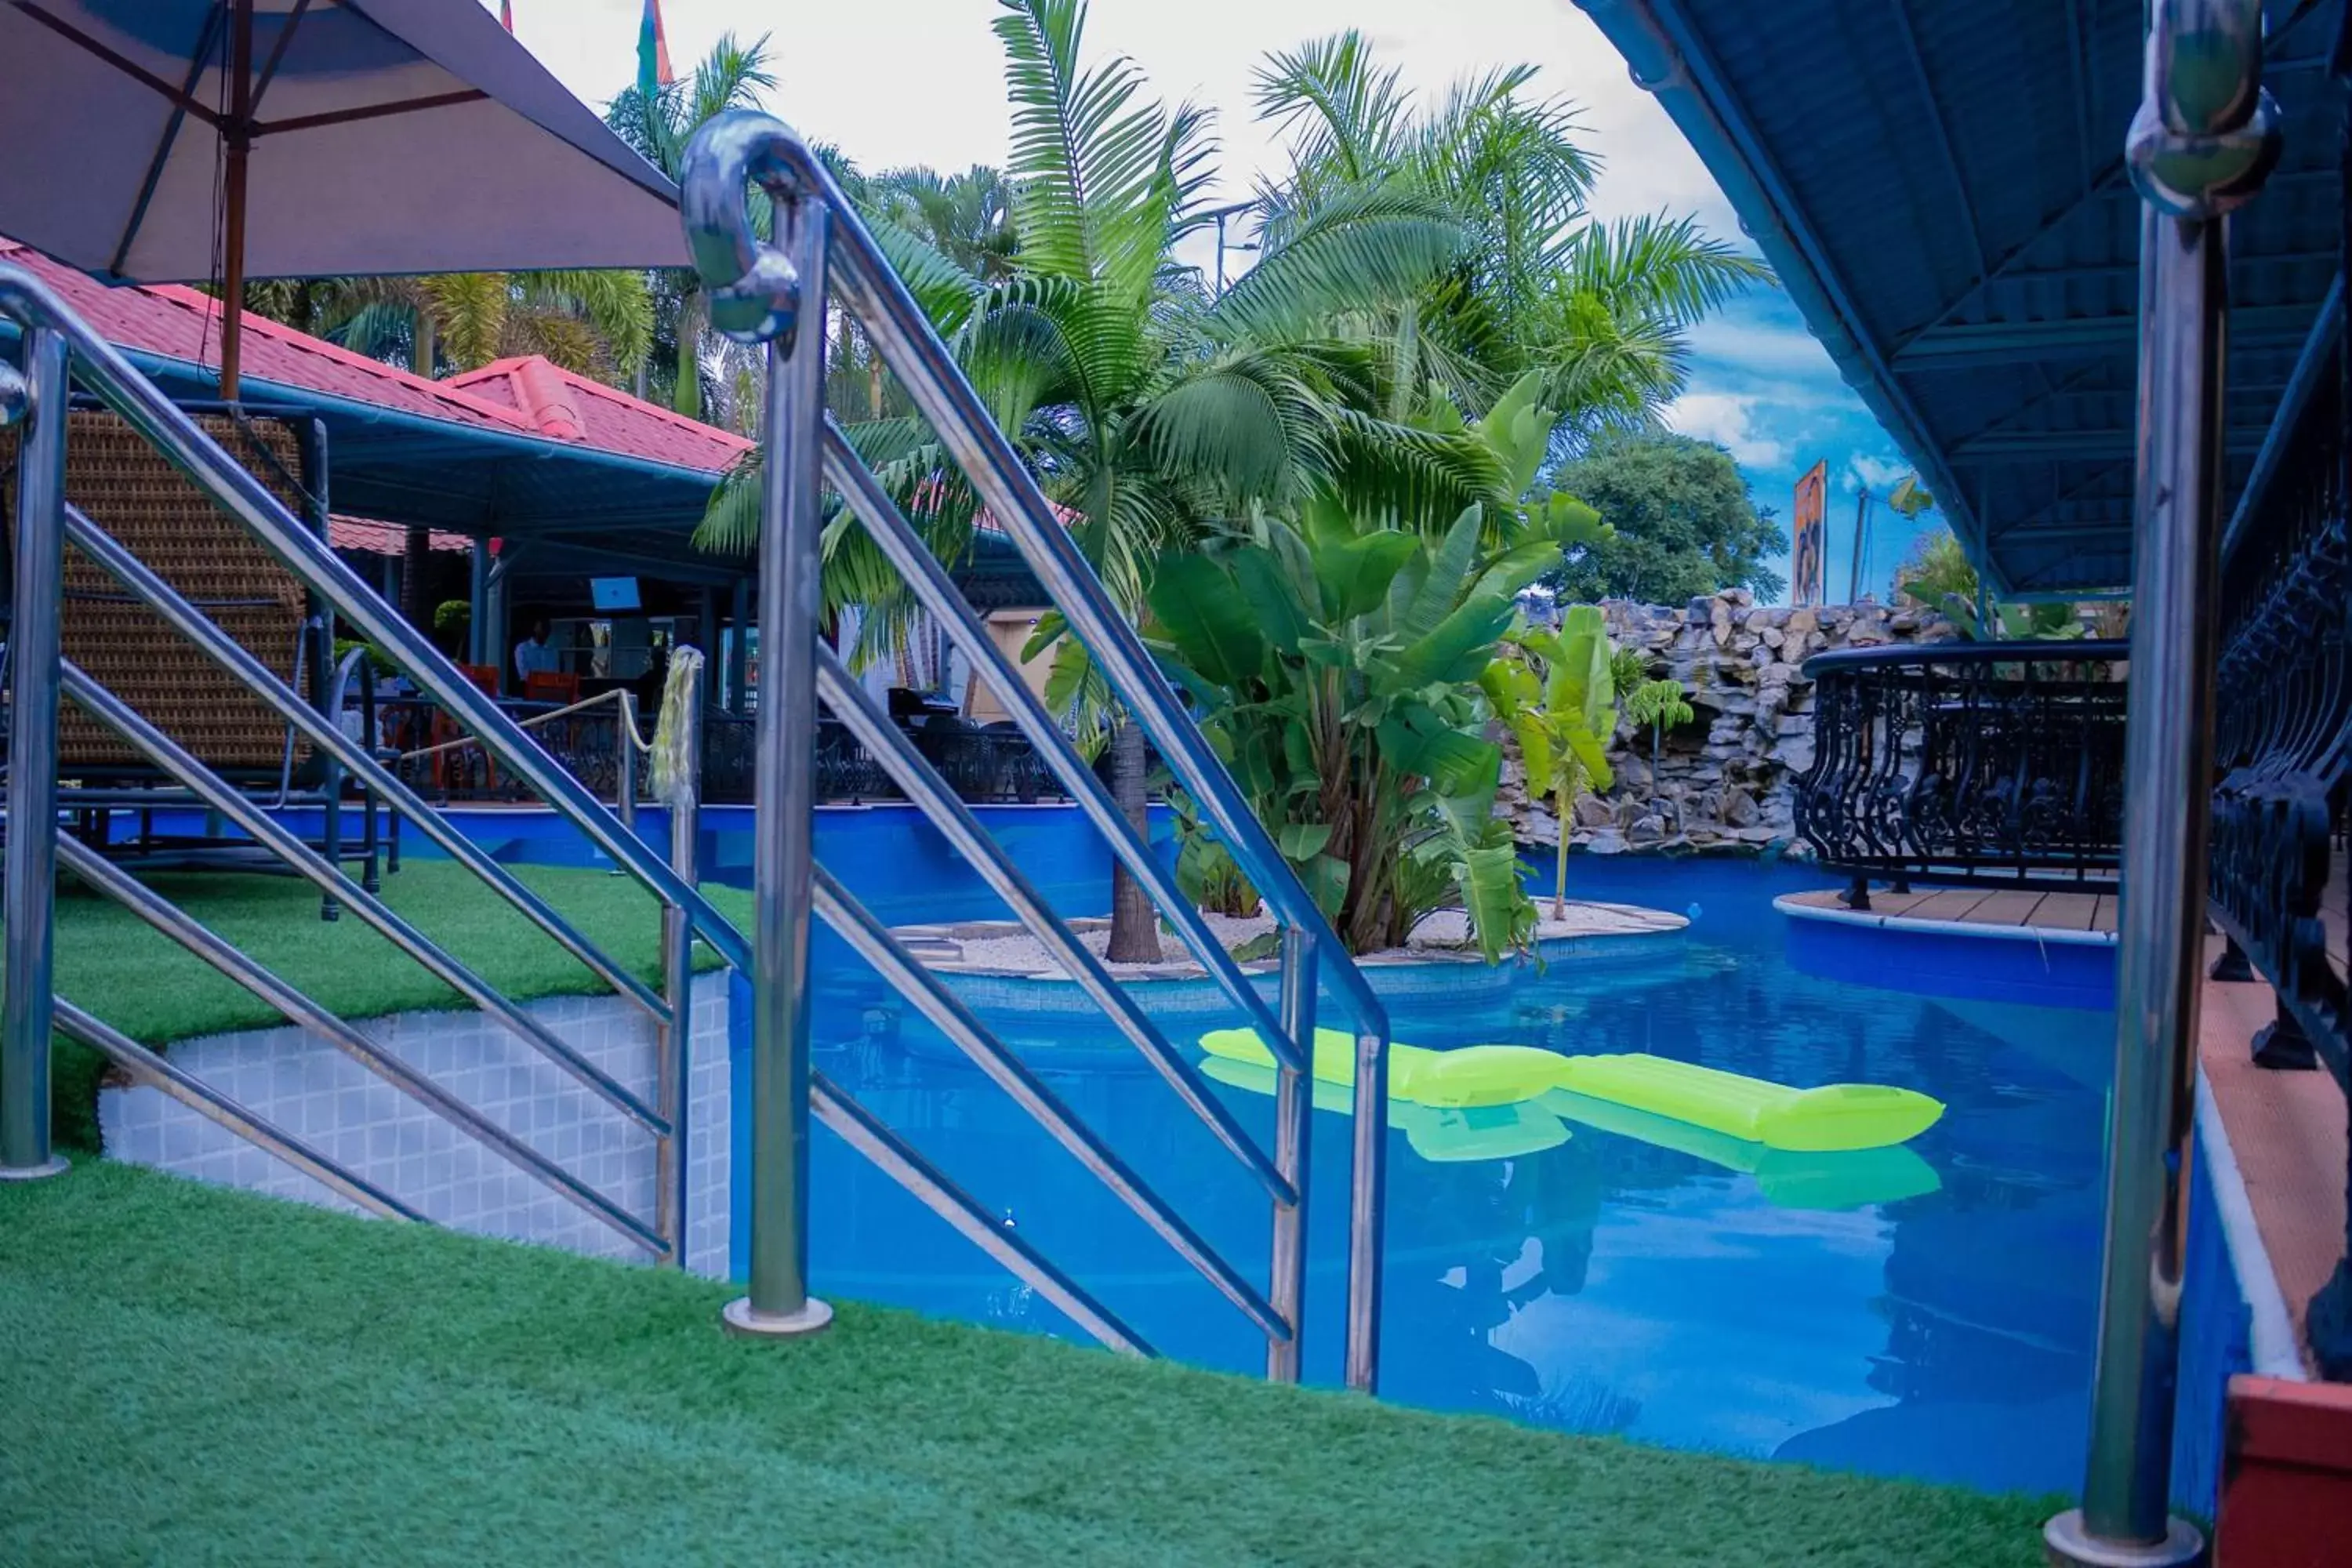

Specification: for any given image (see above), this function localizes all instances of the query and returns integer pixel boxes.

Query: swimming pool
[782,844,2114,1497]
[137,801,2111,1492]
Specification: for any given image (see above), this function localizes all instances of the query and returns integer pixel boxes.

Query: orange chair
[524,671,581,706]
[433,663,506,793]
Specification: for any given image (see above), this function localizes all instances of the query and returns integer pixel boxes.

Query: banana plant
[1622,676,1695,815]
[1483,606,1620,921]
[1146,484,1603,960]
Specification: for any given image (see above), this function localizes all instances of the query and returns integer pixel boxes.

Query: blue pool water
[152,803,2114,1492]
[771,833,2115,1497]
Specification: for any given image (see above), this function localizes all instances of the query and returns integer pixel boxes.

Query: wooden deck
[1780,885,2118,935]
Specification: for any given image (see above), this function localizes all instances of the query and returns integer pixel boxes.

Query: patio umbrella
[0,0,688,395]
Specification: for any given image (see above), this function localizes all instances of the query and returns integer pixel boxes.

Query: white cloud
[1662,393,1789,470]
[1684,318,1836,379]
[1841,454,1910,494]
[501,0,1755,270]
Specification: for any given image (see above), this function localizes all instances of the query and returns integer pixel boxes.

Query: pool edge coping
[2195,1066,2310,1381]
[1772,892,2118,947]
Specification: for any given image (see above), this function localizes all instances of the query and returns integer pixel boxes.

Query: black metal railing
[393,705,1069,808]
[1793,641,2130,891]
[2208,260,2350,1378]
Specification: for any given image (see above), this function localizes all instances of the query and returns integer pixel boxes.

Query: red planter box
[2219,1375,2352,1566]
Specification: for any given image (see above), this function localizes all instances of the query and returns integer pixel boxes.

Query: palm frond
[519,270,655,376]
[1212,187,1465,343]
[421,273,507,370]
[1555,212,1773,325]
[1252,31,1410,183]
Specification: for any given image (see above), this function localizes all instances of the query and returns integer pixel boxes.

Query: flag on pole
[637,0,674,101]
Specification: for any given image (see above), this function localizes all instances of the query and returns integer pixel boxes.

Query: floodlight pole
[2046,2,2277,1564]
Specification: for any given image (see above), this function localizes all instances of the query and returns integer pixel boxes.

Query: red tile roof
[1,239,537,437]
[445,356,751,473]
[1,239,748,477]
[328,519,472,554]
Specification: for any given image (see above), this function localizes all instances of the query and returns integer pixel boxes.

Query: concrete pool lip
[1772,891,2120,946]
[889,900,1689,986]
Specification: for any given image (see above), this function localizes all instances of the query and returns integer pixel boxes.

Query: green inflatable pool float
[1198,1057,1573,1163]
[1196,1026,1943,1152]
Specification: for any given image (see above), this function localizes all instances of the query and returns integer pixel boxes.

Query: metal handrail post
[0,263,750,973]
[615,690,638,837]
[1345,1026,1389,1392]
[2049,3,2277,1563]
[0,329,69,1181]
[1267,927,1316,1381]
[723,190,833,1341]
[656,671,702,1269]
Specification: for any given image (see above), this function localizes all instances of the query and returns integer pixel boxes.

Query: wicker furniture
[2,401,379,909]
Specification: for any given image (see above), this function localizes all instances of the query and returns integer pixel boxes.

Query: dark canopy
[1577,0,2345,595]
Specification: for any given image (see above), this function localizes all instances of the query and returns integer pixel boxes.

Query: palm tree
[606,33,779,422]
[1249,32,1771,451]
[270,271,653,383]
[699,0,1468,960]
[868,165,1018,283]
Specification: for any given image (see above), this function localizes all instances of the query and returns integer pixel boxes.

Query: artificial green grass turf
[0,1162,2056,1568]
[44,862,751,1151]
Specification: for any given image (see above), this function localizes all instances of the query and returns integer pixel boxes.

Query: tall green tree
[1539,428,1788,604]
[699,0,1473,960]
[1248,33,1770,448]
[605,33,779,421]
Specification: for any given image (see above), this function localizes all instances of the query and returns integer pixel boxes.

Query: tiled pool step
[98,976,735,1275]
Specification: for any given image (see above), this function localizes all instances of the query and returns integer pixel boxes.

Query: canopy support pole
[219,0,253,401]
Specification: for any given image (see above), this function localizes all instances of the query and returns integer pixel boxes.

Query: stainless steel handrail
[56,837,666,1254]
[810,864,1287,1338]
[61,506,670,1022]
[53,998,423,1223]
[60,660,669,1134]
[0,265,751,976]
[0,272,728,1269]
[810,1073,1149,1355]
[684,110,1392,1389]
[815,643,1290,1199]
[822,427,1302,1070]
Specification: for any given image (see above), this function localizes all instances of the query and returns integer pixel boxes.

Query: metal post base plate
[2043,1510,2205,1567]
[721,1295,835,1340]
[0,1156,71,1182]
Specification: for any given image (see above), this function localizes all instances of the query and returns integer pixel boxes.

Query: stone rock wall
[1498,589,1956,857]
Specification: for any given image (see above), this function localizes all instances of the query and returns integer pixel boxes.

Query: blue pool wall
[121,800,1178,924]
[2171,1113,2256,1522]
[1782,911,2115,1011]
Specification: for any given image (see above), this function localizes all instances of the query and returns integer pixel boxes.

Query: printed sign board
[1792,459,1829,608]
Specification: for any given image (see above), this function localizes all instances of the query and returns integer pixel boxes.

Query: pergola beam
[1900,303,2314,364]
[1957,426,2271,457]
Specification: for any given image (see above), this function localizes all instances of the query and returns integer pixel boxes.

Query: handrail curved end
[681,111,816,348]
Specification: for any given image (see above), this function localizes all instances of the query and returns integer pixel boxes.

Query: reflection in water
[792,859,2110,1494]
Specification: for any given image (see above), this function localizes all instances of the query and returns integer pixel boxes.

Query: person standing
[514,619,562,683]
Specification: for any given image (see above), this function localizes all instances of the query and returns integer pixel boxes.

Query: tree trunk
[413,309,437,381]
[1552,779,1570,922]
[1105,717,1163,962]
[674,289,703,421]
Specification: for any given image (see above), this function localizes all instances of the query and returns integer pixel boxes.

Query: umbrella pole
[220,0,254,401]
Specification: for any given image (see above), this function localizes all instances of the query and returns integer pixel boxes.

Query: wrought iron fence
[391,702,1070,808]
[1792,641,2130,893]
[2207,271,2350,1379]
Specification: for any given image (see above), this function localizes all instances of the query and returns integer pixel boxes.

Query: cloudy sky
[501,0,1936,602]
